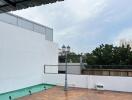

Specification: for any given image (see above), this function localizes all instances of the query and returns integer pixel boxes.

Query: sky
[12,0,132,53]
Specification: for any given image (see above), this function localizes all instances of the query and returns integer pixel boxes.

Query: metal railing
[85,65,132,69]
[83,65,132,77]
[44,64,82,75]
[44,64,132,77]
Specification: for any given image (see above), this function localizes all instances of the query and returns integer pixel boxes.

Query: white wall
[0,21,58,94]
[88,76,132,92]
[44,74,132,92]
[44,74,88,88]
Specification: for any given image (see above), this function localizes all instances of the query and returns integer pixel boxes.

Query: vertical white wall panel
[0,21,58,94]
[0,13,17,25]
[18,18,34,30]
[33,24,46,35]
[45,28,53,41]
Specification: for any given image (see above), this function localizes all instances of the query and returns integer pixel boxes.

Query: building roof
[0,0,63,13]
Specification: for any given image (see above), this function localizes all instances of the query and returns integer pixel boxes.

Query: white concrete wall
[0,21,58,94]
[88,76,132,92]
[44,74,88,88]
[44,74,132,92]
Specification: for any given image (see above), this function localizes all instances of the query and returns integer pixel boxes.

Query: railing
[44,64,82,75]
[0,13,53,41]
[44,64,132,77]
[82,65,132,77]
[43,64,132,92]
[85,65,132,69]
[82,69,132,77]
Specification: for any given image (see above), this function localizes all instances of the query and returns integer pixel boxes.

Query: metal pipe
[64,52,68,91]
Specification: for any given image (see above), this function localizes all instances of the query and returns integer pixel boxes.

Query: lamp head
[67,45,70,52]
[62,45,66,52]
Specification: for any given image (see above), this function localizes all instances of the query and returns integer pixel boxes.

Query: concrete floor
[18,86,132,100]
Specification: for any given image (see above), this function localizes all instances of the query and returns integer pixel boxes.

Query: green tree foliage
[86,53,96,65]
[86,44,132,66]
[59,52,83,63]
[67,52,81,63]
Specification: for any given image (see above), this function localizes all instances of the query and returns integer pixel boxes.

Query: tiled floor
[18,86,132,100]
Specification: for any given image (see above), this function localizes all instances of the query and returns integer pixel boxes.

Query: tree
[86,53,96,65]
[67,52,81,63]
[59,52,83,63]
[92,44,114,65]
[86,44,132,69]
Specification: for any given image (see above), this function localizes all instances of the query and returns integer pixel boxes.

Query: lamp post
[80,53,83,74]
[62,45,70,91]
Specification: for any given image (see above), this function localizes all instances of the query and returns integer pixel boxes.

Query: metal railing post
[44,65,45,74]
[64,52,68,91]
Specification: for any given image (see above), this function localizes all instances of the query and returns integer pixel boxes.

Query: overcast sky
[12,0,132,53]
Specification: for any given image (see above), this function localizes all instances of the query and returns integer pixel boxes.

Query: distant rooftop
[0,0,64,13]
[0,12,53,41]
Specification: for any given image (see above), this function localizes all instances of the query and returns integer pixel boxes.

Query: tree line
[85,44,132,69]
[59,44,132,69]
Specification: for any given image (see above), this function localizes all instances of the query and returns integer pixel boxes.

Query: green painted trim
[0,83,55,95]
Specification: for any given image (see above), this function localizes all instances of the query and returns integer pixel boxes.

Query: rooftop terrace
[18,86,132,100]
